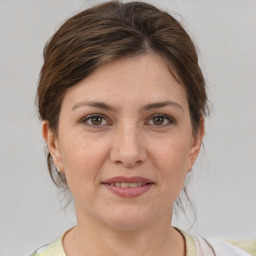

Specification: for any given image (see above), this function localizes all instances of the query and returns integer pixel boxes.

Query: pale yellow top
[30,229,197,256]
[29,229,255,256]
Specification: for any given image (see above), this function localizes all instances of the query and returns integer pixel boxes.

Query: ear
[187,118,205,171]
[42,121,63,172]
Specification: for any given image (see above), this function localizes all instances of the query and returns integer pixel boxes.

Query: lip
[101,176,154,198]
[102,176,154,184]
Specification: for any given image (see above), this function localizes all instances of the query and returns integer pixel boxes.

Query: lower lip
[103,184,154,198]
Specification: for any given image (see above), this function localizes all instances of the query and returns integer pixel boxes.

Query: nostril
[115,160,123,165]
[109,142,147,167]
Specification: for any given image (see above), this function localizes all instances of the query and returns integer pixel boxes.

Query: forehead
[61,53,188,110]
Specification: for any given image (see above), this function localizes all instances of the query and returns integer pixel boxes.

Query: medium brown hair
[37,0,208,190]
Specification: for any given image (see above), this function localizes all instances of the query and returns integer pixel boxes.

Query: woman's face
[43,53,204,231]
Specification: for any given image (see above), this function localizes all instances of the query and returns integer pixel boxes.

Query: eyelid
[79,113,176,127]
[146,114,176,126]
[80,114,111,127]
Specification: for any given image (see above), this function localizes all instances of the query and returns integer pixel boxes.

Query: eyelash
[80,114,110,128]
[80,114,176,128]
[146,114,176,127]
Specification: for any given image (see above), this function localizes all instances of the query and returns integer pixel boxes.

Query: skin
[43,53,204,256]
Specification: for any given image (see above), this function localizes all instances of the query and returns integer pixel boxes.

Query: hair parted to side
[37,1,209,208]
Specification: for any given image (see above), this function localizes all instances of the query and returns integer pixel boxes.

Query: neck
[63,209,185,256]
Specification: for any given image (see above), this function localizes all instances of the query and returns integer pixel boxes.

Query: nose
[109,122,147,168]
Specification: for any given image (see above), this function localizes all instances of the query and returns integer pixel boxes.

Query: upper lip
[102,176,154,184]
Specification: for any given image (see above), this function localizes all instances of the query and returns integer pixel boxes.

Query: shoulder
[27,236,66,256]
[193,234,254,256]
[28,245,49,256]
[224,239,256,256]
[177,228,254,256]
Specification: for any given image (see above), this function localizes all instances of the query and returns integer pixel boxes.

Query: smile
[102,176,154,198]
[108,182,147,187]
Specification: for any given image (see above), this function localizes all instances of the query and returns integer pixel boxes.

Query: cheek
[151,136,191,195]
[153,135,191,170]
[58,133,110,189]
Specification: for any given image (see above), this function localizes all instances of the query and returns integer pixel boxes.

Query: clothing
[179,230,255,256]
[29,229,255,256]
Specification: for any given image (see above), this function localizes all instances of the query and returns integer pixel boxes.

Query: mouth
[105,182,149,188]
[101,176,154,198]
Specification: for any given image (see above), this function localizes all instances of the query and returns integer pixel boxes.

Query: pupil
[91,116,102,125]
[153,116,164,125]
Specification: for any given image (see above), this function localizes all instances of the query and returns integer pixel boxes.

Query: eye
[81,114,109,127]
[147,114,175,126]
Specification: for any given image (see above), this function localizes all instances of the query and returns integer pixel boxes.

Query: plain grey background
[0,0,255,255]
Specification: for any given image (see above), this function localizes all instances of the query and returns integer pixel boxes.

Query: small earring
[56,166,61,173]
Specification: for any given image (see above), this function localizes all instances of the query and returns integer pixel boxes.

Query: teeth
[121,183,128,188]
[129,183,138,188]
[110,182,147,187]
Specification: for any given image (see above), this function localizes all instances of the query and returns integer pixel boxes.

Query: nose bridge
[110,119,146,167]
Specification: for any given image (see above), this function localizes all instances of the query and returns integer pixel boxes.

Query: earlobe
[42,121,62,170]
[188,118,205,171]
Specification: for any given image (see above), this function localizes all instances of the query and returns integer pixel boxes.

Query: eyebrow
[141,101,183,112]
[71,100,183,112]
[72,101,117,111]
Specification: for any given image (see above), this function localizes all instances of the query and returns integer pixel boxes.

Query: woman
[31,1,253,255]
